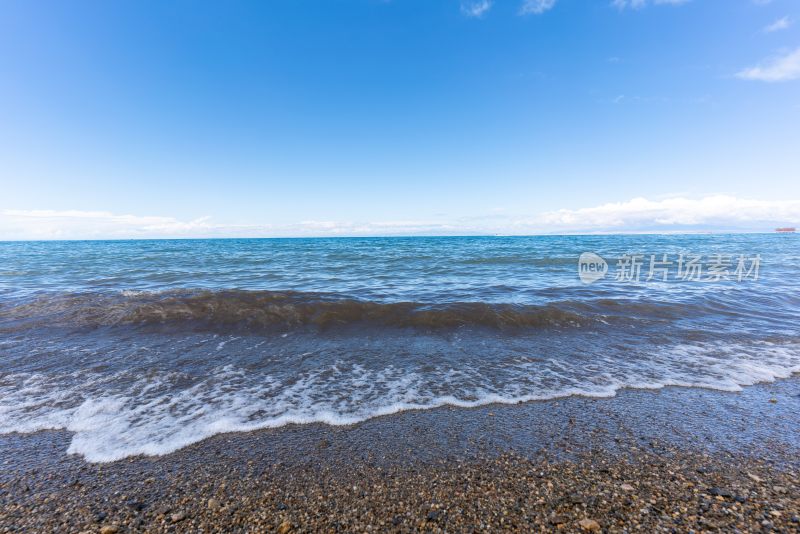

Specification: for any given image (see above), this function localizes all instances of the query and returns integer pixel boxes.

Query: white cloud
[764,16,792,33]
[0,210,216,240]
[2,196,799,240]
[612,0,691,9]
[533,196,800,231]
[0,209,463,240]
[520,0,556,15]
[737,47,800,82]
[460,0,492,18]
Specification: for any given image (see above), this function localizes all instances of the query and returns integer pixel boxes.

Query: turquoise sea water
[1,235,798,462]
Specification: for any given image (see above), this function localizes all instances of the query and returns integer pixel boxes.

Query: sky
[1,0,799,239]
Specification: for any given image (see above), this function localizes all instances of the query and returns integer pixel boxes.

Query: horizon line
[0,230,793,243]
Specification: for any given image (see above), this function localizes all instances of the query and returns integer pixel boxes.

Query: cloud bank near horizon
[1,196,798,240]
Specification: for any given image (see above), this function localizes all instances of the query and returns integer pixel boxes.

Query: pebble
[154,505,171,516]
[126,500,145,511]
[99,526,119,534]
[207,498,221,511]
[278,520,293,533]
[578,518,601,531]
[707,487,733,498]
[170,511,187,523]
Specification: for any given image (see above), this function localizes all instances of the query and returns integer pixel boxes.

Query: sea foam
[1,341,798,463]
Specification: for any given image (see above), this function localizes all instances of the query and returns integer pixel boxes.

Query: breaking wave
[0,289,618,332]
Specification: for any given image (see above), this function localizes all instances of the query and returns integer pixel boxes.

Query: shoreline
[1,378,799,532]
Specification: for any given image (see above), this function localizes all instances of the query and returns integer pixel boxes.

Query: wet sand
[1,378,799,532]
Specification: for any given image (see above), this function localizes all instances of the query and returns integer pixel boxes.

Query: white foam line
[1,342,799,463]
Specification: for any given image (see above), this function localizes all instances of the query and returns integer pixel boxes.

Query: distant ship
[775,227,796,233]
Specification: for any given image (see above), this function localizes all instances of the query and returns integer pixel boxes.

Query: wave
[0,288,777,334]
[0,289,615,332]
[2,341,799,463]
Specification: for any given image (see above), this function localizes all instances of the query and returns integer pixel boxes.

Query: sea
[1,235,798,462]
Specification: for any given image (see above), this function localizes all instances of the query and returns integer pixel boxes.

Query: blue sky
[1,0,799,238]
